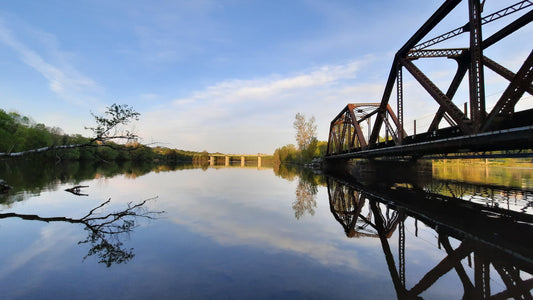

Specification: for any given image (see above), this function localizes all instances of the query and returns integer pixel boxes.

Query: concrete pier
[206,154,271,168]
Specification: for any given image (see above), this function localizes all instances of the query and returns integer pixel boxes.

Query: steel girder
[412,1,533,51]
[335,0,533,157]
[483,50,533,131]
[327,104,405,156]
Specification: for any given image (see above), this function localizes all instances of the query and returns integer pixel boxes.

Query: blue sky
[1,0,531,154]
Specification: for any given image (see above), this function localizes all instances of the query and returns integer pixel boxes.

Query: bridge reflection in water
[326,168,533,299]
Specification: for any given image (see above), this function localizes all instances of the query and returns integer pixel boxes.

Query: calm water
[0,160,532,299]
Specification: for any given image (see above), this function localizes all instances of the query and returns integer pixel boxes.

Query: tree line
[0,107,209,163]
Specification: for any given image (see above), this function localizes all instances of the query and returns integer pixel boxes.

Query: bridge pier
[205,154,271,168]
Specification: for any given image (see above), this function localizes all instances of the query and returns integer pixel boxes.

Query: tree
[85,103,140,145]
[0,104,140,158]
[274,144,298,164]
[293,113,317,151]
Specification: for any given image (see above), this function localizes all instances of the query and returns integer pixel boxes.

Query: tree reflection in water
[286,166,325,220]
[294,179,317,219]
[327,175,533,299]
[0,196,162,267]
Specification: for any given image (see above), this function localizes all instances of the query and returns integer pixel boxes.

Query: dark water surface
[0,160,532,299]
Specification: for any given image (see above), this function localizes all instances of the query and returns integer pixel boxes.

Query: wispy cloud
[174,61,361,106]
[0,15,101,106]
[139,59,381,153]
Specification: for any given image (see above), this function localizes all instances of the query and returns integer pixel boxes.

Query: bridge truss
[327,0,533,160]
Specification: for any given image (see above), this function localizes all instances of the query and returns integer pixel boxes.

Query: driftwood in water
[65,185,90,196]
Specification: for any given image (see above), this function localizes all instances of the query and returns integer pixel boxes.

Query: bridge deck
[326,125,533,160]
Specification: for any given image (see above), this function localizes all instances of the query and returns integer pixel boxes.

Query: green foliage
[274,144,298,164]
[86,104,140,144]
[0,109,56,153]
[0,107,203,163]
[1,106,270,165]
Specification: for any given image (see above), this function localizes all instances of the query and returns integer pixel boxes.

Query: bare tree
[293,113,317,151]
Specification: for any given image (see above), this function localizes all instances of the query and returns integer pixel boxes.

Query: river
[0,159,532,299]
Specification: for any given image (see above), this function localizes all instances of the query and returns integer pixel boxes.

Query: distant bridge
[326,0,533,160]
[208,154,273,168]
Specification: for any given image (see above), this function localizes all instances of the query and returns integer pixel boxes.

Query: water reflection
[426,178,533,214]
[0,196,161,267]
[274,164,326,219]
[2,159,533,297]
[0,159,201,204]
[326,168,533,299]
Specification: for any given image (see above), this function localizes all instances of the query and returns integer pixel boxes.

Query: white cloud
[0,16,101,106]
[138,60,365,153]
[173,61,361,106]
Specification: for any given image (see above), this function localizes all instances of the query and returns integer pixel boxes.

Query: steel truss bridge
[326,0,533,160]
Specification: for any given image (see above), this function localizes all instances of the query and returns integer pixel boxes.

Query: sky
[0,0,531,154]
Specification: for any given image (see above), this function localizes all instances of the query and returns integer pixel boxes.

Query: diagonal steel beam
[429,57,469,132]
[413,0,533,51]
[370,201,408,298]
[484,55,533,95]
[409,241,473,296]
[370,0,463,146]
[482,9,533,49]
[399,0,462,56]
[439,234,476,294]
[347,104,368,148]
[482,50,533,131]
[401,58,472,133]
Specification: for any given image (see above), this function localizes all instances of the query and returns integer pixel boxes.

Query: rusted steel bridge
[326,0,533,160]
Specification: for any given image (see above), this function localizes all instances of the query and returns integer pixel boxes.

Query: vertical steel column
[399,217,406,288]
[397,66,404,144]
[468,0,486,131]
[367,118,371,142]
[474,253,491,298]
